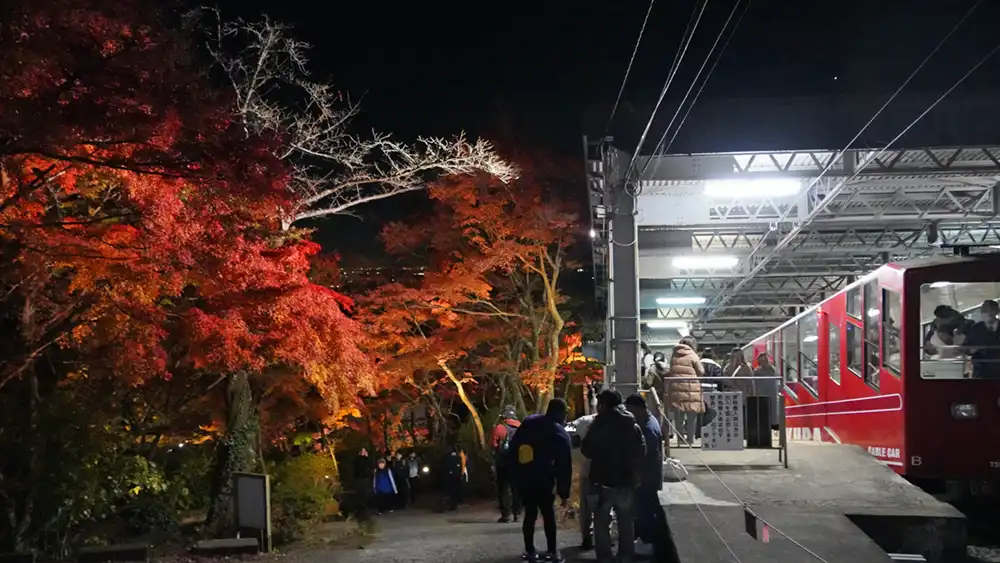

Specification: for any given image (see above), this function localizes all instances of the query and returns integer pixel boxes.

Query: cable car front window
[920,282,1000,379]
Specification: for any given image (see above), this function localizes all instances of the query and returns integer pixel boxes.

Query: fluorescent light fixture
[802,334,818,343]
[672,255,739,270]
[656,296,707,306]
[704,178,802,199]
[929,281,951,288]
[645,320,690,329]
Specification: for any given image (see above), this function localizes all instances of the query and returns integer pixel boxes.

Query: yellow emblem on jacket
[517,444,534,464]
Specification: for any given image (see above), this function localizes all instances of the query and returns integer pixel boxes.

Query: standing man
[582,390,646,563]
[493,405,522,523]
[352,448,373,521]
[625,394,680,562]
[440,438,464,512]
[509,399,573,563]
[572,411,598,551]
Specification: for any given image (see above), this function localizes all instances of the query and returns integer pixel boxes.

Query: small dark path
[293,507,587,563]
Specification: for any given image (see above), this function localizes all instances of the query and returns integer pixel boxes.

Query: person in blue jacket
[372,458,398,515]
[508,398,573,563]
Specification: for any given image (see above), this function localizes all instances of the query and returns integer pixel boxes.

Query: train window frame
[862,280,880,390]
[828,316,841,385]
[882,288,902,375]
[846,322,863,377]
[847,285,862,319]
[798,312,819,395]
[781,321,799,386]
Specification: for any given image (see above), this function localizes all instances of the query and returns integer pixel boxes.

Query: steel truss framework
[594,145,1000,349]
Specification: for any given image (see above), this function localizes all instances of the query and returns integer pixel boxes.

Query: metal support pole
[609,177,641,400]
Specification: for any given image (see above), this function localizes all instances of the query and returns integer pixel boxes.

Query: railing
[649,376,788,468]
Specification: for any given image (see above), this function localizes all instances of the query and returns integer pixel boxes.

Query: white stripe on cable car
[785,394,902,410]
[785,394,902,418]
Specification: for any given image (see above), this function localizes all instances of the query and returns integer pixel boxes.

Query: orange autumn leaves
[0,0,370,412]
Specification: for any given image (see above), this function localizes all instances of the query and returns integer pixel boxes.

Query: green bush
[268,453,339,544]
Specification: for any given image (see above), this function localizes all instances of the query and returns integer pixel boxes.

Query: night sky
[212,0,1000,258]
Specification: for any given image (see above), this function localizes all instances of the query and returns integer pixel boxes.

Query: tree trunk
[205,371,259,536]
[438,361,486,450]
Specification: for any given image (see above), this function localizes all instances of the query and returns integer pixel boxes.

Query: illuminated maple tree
[0,0,374,541]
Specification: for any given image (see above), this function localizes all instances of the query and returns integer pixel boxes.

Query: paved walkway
[295,508,585,563]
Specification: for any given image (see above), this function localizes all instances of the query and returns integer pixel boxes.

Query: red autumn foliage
[0,0,371,411]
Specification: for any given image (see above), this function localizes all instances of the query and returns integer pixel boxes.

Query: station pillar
[607,172,641,400]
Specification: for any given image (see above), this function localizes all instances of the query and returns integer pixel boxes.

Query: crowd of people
[353,448,433,516]
[490,392,681,563]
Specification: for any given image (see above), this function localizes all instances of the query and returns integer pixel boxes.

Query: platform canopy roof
[588,144,1000,350]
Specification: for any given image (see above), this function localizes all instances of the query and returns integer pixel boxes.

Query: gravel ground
[287,508,587,563]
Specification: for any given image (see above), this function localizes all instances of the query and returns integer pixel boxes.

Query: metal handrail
[650,375,788,468]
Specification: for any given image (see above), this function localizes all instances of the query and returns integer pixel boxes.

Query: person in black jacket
[352,448,373,521]
[508,399,573,563]
[582,390,646,563]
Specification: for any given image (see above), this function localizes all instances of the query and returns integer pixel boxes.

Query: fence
[651,376,788,468]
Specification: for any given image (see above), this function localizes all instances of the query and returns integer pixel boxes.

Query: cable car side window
[847,285,862,319]
[863,280,880,389]
[782,321,799,385]
[919,281,1000,379]
[799,312,819,393]
[829,317,841,384]
[883,288,902,374]
[846,323,862,376]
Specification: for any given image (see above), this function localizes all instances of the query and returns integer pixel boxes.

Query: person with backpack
[492,405,522,523]
[508,399,573,563]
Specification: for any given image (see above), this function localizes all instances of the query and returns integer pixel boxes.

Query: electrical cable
[608,0,711,248]
[709,6,1000,318]
[603,0,657,138]
[664,410,830,563]
[701,0,987,319]
[640,0,750,182]
[621,0,710,193]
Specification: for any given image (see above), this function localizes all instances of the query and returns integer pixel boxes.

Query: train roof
[885,253,1000,271]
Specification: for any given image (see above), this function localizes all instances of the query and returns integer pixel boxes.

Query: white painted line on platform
[659,481,739,506]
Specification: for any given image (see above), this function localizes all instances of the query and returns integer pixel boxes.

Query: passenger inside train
[921,281,1000,378]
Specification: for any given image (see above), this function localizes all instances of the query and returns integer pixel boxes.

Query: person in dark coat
[352,448,373,520]
[625,393,681,562]
[391,452,410,509]
[439,439,464,511]
[508,399,573,563]
[582,390,646,563]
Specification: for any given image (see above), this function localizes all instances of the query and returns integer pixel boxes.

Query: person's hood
[702,358,721,367]
[602,405,637,430]
[502,418,521,427]
[673,344,697,359]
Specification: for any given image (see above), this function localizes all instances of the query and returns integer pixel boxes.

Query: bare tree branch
[196,11,517,228]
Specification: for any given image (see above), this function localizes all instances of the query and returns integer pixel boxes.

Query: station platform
[661,442,965,563]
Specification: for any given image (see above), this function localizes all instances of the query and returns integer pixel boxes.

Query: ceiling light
[867,308,880,318]
[704,179,802,198]
[802,335,818,343]
[645,320,690,329]
[929,281,951,288]
[656,296,707,306]
[672,255,739,270]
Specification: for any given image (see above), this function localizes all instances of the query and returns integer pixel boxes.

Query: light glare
[645,320,690,329]
[656,296,707,306]
[929,281,951,288]
[672,255,739,270]
[704,179,802,199]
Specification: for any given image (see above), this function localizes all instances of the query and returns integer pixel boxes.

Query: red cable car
[744,255,1000,494]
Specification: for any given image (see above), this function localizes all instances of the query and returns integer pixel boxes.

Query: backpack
[496,423,516,464]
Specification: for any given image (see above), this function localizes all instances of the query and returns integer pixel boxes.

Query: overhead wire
[700,0,987,320]
[608,0,711,248]
[640,0,750,182]
[603,0,657,138]
[621,0,711,194]
[663,413,829,563]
